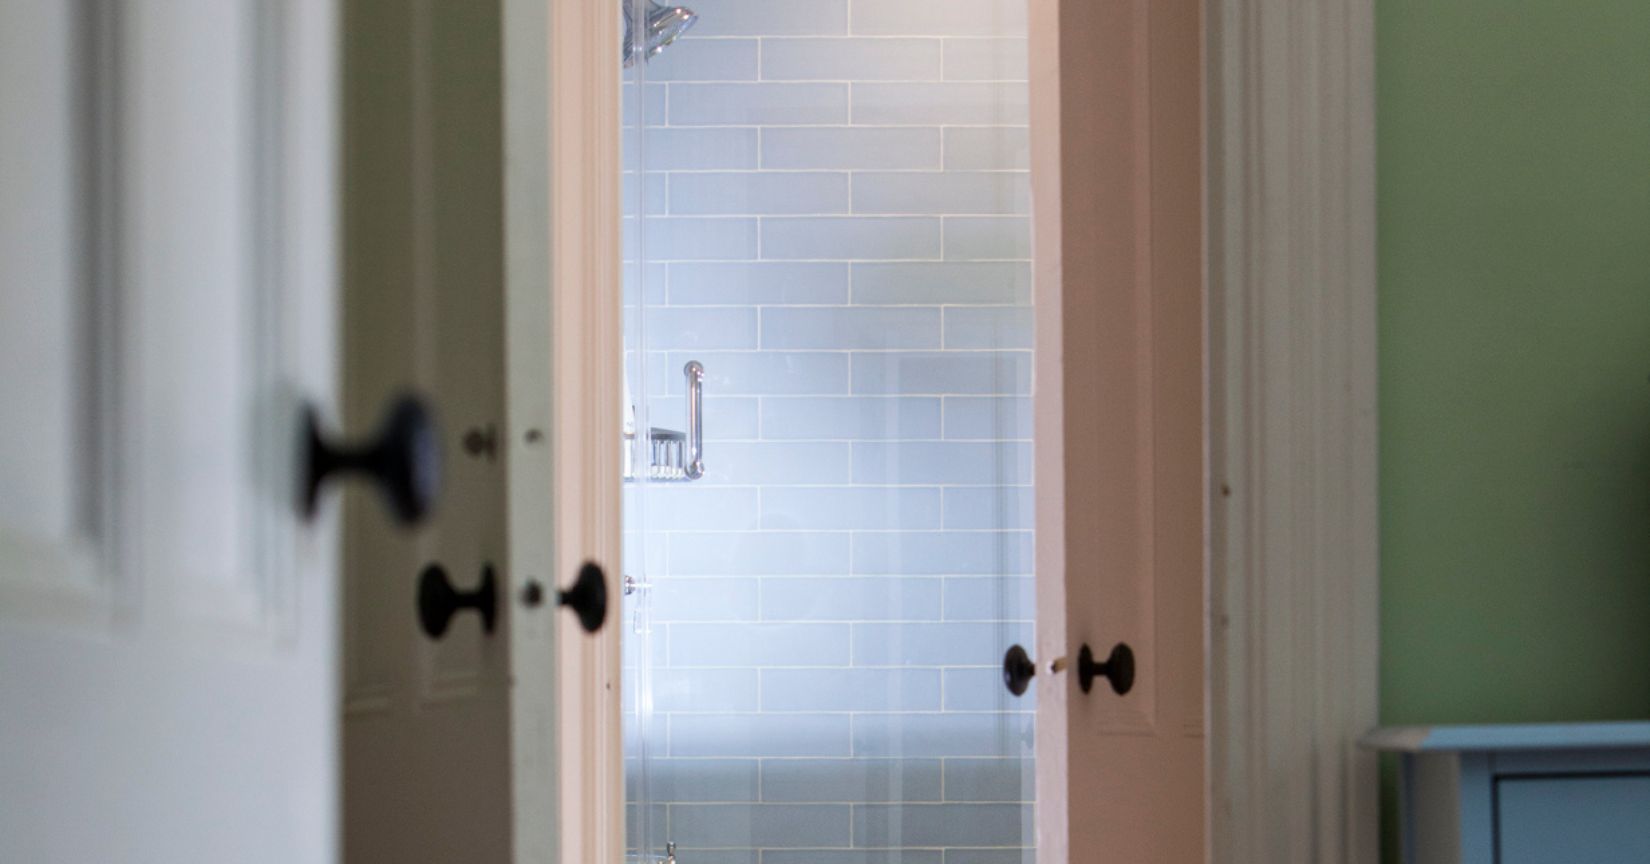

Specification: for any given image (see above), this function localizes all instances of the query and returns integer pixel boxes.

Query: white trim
[1205,1,1379,862]
[502,0,557,860]
[507,0,626,862]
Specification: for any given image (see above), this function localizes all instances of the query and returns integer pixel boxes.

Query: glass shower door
[621,2,1036,861]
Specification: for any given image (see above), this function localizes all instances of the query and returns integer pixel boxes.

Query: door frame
[514,0,1381,861]
[502,0,625,863]
[1205,1,1379,861]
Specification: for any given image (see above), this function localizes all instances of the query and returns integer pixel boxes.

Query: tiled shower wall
[624,2,1034,863]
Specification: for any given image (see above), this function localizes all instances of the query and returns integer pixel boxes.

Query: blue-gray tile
[850,0,1028,37]
[852,622,1031,666]
[693,442,852,485]
[638,217,760,261]
[646,395,760,441]
[944,307,1032,349]
[760,397,942,441]
[670,531,850,576]
[622,171,669,216]
[944,128,1030,171]
[653,667,760,712]
[850,262,1031,305]
[944,216,1030,260]
[760,486,943,531]
[651,577,761,622]
[761,668,941,711]
[851,351,1032,395]
[623,260,669,305]
[669,262,849,305]
[853,804,1032,847]
[642,37,760,81]
[851,441,1032,485]
[853,172,1030,216]
[941,576,1035,621]
[690,0,848,37]
[669,622,850,667]
[761,759,943,803]
[763,217,942,261]
[944,850,1035,864]
[943,758,1033,801]
[943,397,1032,441]
[852,83,1029,126]
[671,803,851,848]
[763,37,942,81]
[635,127,759,170]
[622,83,669,128]
[942,38,1030,81]
[644,486,760,531]
[761,577,943,622]
[762,308,939,351]
[943,668,1033,712]
[650,759,761,803]
[671,83,849,125]
[671,172,849,216]
[626,803,668,849]
[767,851,943,864]
[676,852,759,864]
[762,127,942,170]
[852,713,1033,758]
[644,306,759,349]
[671,713,853,757]
[851,531,1032,576]
[655,351,850,395]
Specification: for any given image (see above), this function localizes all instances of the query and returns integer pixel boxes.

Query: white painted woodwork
[1029,0,1207,861]
[1205,2,1380,863]
[502,0,562,858]
[340,1,608,861]
[0,0,340,861]
[341,3,513,862]
[541,0,627,862]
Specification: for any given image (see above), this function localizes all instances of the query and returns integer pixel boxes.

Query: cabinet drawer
[1496,775,1650,863]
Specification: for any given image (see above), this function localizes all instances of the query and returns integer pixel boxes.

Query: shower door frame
[514,0,1382,862]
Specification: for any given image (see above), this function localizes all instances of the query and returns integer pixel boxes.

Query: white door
[0,2,341,862]
[1029,0,1207,861]
[340,1,610,862]
[338,2,513,860]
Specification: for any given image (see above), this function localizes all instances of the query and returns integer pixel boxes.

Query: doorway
[617,3,1037,862]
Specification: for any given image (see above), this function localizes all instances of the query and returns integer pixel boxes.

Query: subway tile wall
[623,2,1033,862]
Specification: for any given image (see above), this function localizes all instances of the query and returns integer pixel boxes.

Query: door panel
[1030,0,1206,861]
[0,1,340,862]
[341,2,513,862]
[0,0,109,605]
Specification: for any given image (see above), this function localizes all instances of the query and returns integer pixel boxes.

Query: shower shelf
[623,360,705,483]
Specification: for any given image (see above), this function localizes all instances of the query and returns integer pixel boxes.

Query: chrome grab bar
[683,361,705,480]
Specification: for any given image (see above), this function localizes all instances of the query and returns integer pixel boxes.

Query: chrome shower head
[624,1,698,67]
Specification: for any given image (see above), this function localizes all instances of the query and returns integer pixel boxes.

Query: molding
[1205,1,1379,863]
[507,0,625,862]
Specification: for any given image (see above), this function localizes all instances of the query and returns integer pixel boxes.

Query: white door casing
[1206,1,1380,862]
[0,1,340,862]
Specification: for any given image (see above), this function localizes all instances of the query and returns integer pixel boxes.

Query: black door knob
[559,562,608,634]
[1003,644,1036,696]
[1078,642,1136,695]
[418,562,498,639]
[302,394,440,526]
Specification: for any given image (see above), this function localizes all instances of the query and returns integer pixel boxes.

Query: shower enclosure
[620,2,1035,860]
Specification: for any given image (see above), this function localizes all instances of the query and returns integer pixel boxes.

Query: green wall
[1379,0,1650,855]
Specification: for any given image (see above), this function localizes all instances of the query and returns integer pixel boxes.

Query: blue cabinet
[1365,722,1650,863]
